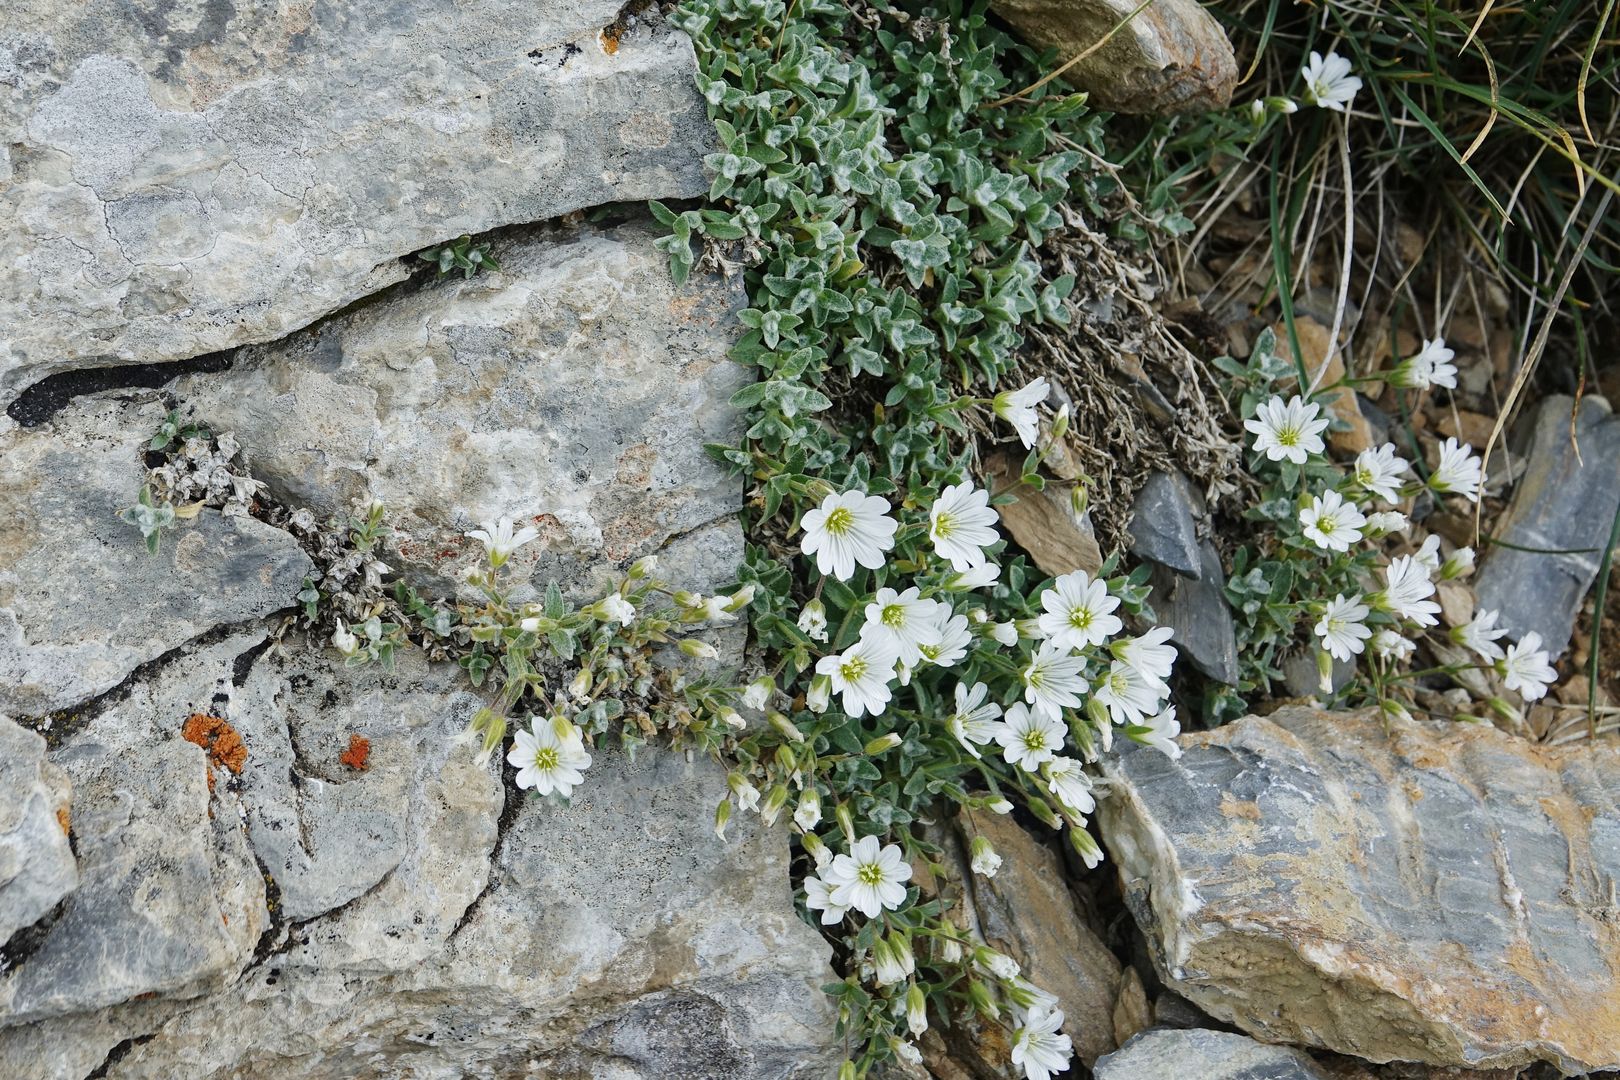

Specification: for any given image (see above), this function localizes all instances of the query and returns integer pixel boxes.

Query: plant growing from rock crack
[414,234,501,279]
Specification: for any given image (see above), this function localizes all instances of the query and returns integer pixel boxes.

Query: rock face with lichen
[0,3,840,1076]
[1099,706,1620,1075]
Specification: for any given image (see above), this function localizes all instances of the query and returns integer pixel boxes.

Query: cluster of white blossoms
[1244,395,1558,702]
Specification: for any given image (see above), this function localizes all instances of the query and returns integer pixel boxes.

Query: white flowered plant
[1214,327,1558,723]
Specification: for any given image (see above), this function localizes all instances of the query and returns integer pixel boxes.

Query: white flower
[1370,628,1414,661]
[467,517,540,565]
[1300,490,1367,553]
[907,986,928,1037]
[970,835,1002,877]
[947,681,1002,759]
[729,772,760,811]
[949,563,1002,590]
[1429,438,1483,502]
[930,482,1000,571]
[741,677,773,710]
[803,873,850,925]
[863,586,945,666]
[995,702,1068,772]
[1113,625,1177,690]
[1352,443,1411,503]
[977,948,1021,980]
[1379,554,1440,627]
[815,636,899,718]
[806,675,832,713]
[917,607,972,668]
[1365,510,1410,535]
[800,489,898,580]
[1094,661,1163,727]
[508,721,591,798]
[1441,546,1476,580]
[991,621,1019,646]
[1315,594,1372,661]
[1454,608,1510,662]
[597,594,635,624]
[794,788,822,831]
[1498,631,1557,700]
[1021,641,1088,720]
[1043,757,1096,816]
[1301,50,1362,111]
[330,619,358,656]
[873,938,912,985]
[1413,534,1443,574]
[797,598,829,642]
[1244,394,1330,464]
[993,376,1050,448]
[894,1038,923,1066]
[1416,337,1458,389]
[1135,707,1182,759]
[1036,569,1123,651]
[1011,1006,1073,1080]
[824,834,912,918]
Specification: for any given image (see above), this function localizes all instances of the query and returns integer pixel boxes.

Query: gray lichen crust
[0,0,714,403]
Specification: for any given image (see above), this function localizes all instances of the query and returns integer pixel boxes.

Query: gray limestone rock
[1474,394,1620,659]
[989,0,1237,114]
[1099,706,1620,1074]
[0,717,76,948]
[175,219,748,594]
[0,396,314,717]
[1129,471,1202,578]
[1094,1028,1331,1080]
[0,0,714,403]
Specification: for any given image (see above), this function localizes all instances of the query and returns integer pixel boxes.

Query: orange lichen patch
[182,713,248,775]
[599,25,622,54]
[55,806,70,835]
[339,733,371,771]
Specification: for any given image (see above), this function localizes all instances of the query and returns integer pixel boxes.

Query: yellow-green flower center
[534,746,559,771]
[1278,426,1300,447]
[933,511,954,538]
[857,862,885,886]
[880,604,905,628]
[839,656,868,682]
[824,506,854,536]
[1068,608,1093,630]
[1022,730,1047,750]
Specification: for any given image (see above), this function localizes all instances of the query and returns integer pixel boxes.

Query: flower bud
[741,677,774,710]
[330,619,358,656]
[724,584,757,612]
[760,783,791,827]
[967,979,999,1020]
[802,830,833,869]
[939,936,963,963]
[991,621,1018,646]
[969,835,1002,877]
[794,788,822,831]
[717,708,746,730]
[1068,826,1103,869]
[628,554,658,579]
[713,797,731,840]
[872,939,906,985]
[797,598,829,642]
[892,1036,923,1066]
[863,733,902,755]
[673,590,701,609]
[906,984,928,1036]
[806,674,832,713]
[838,1060,857,1080]
[1440,546,1475,580]
[975,947,1020,980]
[768,711,806,743]
[836,802,856,844]
[1316,646,1335,694]
[1026,796,1062,830]
[889,930,915,976]
[519,615,546,634]
[986,797,1014,815]
[679,638,720,660]
[568,668,593,701]
[727,772,760,811]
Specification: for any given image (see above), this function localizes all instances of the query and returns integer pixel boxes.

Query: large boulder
[0,716,76,949]
[1099,706,1620,1074]
[174,218,748,592]
[0,396,314,717]
[0,0,713,404]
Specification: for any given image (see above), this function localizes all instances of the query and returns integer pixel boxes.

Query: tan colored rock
[1099,705,1620,1074]
[1112,967,1152,1047]
[989,0,1236,115]
[987,455,1102,578]
[1276,316,1375,454]
[959,812,1122,1065]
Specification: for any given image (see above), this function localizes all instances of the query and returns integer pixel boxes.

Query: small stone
[989,0,1236,114]
[1474,394,1620,657]
[0,716,76,948]
[1436,410,1498,451]
[1129,471,1201,578]
[1282,650,1355,697]
[1095,1029,1333,1080]
[989,455,1103,579]
[1099,706,1620,1073]
[1436,580,1475,629]
[1112,967,1153,1047]
[1148,540,1239,685]
[958,813,1122,1066]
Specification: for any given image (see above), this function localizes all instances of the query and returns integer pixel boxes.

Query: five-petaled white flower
[1370,628,1414,661]
[1245,395,1329,464]
[1300,489,1367,553]
[468,517,540,566]
[1021,641,1088,720]
[800,489,898,580]
[802,873,850,925]
[1378,554,1440,627]
[815,636,899,718]
[1113,625,1177,690]
[1315,593,1372,661]
[825,834,913,918]
[995,702,1068,772]
[1429,438,1483,502]
[863,586,945,666]
[1301,50,1362,112]
[797,598,829,642]
[930,482,1000,571]
[1094,661,1163,727]
[597,594,635,624]
[1454,608,1509,662]
[1352,443,1410,503]
[993,376,1050,449]
[1135,706,1183,759]
[1412,337,1458,390]
[508,720,592,798]
[947,681,1003,759]
[1498,631,1557,701]
[1011,1006,1073,1080]
[948,563,1002,590]
[1036,569,1123,651]
[1043,757,1096,816]
[1413,534,1443,574]
[917,607,972,668]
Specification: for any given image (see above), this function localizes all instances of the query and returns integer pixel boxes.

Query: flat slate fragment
[1099,706,1620,1074]
[1094,1028,1331,1080]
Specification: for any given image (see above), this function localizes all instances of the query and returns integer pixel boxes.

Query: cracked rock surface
[0,716,76,949]
[1099,706,1620,1074]
[0,0,713,404]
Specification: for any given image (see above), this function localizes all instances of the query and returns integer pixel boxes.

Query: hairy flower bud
[741,677,774,710]
[863,733,902,755]
[969,835,1001,877]
[906,984,928,1037]
[768,711,806,743]
[679,638,720,660]
[713,796,731,840]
